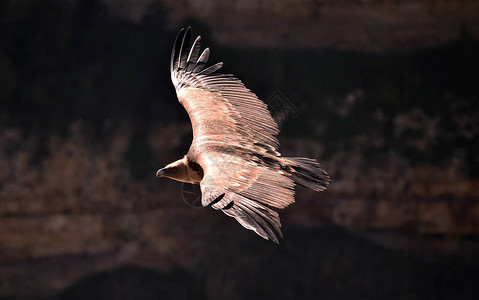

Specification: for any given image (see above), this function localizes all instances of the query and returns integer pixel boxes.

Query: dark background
[1,0,478,299]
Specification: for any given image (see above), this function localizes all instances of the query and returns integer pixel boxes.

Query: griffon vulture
[156,28,330,243]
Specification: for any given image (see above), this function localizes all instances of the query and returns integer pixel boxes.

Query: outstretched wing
[196,150,295,243]
[170,28,294,242]
[170,27,280,154]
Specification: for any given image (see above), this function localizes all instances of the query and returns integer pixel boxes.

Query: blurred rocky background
[1,0,479,299]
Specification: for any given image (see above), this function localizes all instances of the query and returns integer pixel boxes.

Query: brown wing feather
[170,28,294,242]
[171,28,279,153]
[222,194,283,244]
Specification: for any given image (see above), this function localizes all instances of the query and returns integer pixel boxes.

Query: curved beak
[156,168,165,178]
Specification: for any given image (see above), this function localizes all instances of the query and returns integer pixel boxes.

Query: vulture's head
[156,156,189,182]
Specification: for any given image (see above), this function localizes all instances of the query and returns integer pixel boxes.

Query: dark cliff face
[105,0,479,51]
[1,0,479,299]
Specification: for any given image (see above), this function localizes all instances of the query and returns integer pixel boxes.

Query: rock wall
[105,0,479,51]
[1,119,478,297]
[1,0,479,298]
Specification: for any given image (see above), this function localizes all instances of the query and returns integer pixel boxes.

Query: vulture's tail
[283,157,330,192]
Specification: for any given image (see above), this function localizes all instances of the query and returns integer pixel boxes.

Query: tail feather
[283,157,330,192]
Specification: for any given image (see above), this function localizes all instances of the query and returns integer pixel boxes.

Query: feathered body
[156,28,330,243]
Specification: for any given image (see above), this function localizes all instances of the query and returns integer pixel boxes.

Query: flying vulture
[156,28,330,243]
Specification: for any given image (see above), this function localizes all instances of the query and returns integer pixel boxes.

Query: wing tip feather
[221,193,283,244]
[170,27,185,73]
[171,28,223,76]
